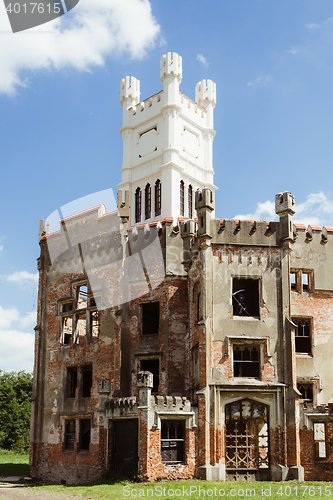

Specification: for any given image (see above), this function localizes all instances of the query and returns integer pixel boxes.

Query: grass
[13,479,333,500]
[0,448,30,477]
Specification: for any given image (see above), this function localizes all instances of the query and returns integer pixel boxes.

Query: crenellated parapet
[160,52,182,83]
[195,79,216,108]
[120,76,141,108]
[152,395,191,412]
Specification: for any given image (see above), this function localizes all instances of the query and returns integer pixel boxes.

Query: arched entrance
[225,399,270,481]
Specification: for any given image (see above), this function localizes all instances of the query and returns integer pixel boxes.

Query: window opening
[155,179,161,216]
[135,187,141,223]
[293,318,312,354]
[74,313,87,343]
[233,345,260,378]
[197,292,201,322]
[79,419,91,451]
[188,185,193,219]
[142,301,159,335]
[77,285,88,309]
[180,181,184,216]
[232,278,260,317]
[314,423,327,459]
[297,382,313,407]
[82,365,92,398]
[62,303,72,313]
[66,367,77,398]
[145,184,151,220]
[302,272,309,291]
[290,272,297,291]
[140,359,159,394]
[161,420,185,464]
[225,399,269,470]
[62,316,72,345]
[65,419,76,451]
[90,311,99,339]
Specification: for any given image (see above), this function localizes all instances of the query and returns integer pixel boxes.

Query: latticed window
[65,419,76,451]
[180,180,184,216]
[161,420,185,464]
[145,183,151,220]
[233,345,260,378]
[135,187,141,223]
[188,185,193,219]
[225,399,269,471]
[293,318,312,354]
[155,179,161,216]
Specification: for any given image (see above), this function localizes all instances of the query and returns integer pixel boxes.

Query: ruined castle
[30,52,333,483]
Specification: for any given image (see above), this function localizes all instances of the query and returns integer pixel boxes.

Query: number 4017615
[277,485,331,496]
[5,3,62,14]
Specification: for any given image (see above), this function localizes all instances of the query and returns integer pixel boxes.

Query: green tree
[0,371,33,453]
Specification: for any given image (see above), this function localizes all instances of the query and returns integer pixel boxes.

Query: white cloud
[0,245,3,251]
[234,192,333,227]
[288,47,299,55]
[0,0,161,95]
[0,329,34,372]
[247,74,272,87]
[197,54,209,67]
[0,305,20,329]
[6,270,39,283]
[20,310,37,328]
[306,22,320,29]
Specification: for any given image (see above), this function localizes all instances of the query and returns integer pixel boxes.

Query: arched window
[145,183,151,220]
[188,185,193,219]
[155,179,161,216]
[135,187,141,223]
[180,180,184,216]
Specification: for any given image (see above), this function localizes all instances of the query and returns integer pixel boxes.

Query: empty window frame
[140,358,159,394]
[79,419,91,451]
[90,311,100,339]
[66,367,77,398]
[297,382,313,407]
[142,301,159,335]
[74,312,87,343]
[314,423,328,460]
[290,272,297,291]
[188,185,193,219]
[232,278,260,317]
[77,284,88,309]
[161,420,185,464]
[233,344,260,378]
[145,183,151,220]
[155,179,161,216]
[302,272,310,291]
[82,365,93,398]
[65,419,76,451]
[62,316,73,345]
[180,180,185,216]
[135,187,142,223]
[293,318,312,354]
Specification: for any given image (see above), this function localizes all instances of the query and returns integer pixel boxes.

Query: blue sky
[1,0,333,372]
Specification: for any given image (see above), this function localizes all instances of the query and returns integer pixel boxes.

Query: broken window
[90,311,100,339]
[155,179,161,216]
[65,419,76,451]
[140,358,159,394]
[79,419,91,451]
[188,185,193,219]
[142,301,159,335]
[74,313,87,343]
[290,272,297,291]
[293,318,312,354]
[77,284,88,309]
[82,365,92,398]
[297,382,313,407]
[66,367,77,398]
[314,423,327,459]
[232,278,260,317]
[180,180,184,216]
[233,345,260,378]
[135,187,141,223]
[62,316,72,345]
[145,183,151,220]
[161,420,185,464]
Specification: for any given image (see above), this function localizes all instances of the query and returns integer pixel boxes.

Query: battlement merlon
[120,76,141,108]
[160,52,182,106]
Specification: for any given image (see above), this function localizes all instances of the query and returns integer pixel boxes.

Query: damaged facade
[31,52,333,483]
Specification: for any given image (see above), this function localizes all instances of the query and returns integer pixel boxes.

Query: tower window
[293,318,312,354]
[142,301,159,335]
[65,420,76,451]
[297,382,313,407]
[66,366,77,398]
[290,272,297,291]
[161,420,185,464]
[188,185,193,219]
[79,419,91,451]
[155,179,161,216]
[232,278,260,317]
[145,183,151,220]
[82,365,92,398]
[180,180,184,216]
[233,344,260,378]
[140,358,159,394]
[135,187,141,223]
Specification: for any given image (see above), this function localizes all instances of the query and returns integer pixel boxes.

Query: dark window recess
[66,367,77,398]
[297,383,313,407]
[62,316,72,345]
[233,345,260,378]
[145,183,151,220]
[135,187,141,223]
[180,180,184,216]
[293,318,312,354]
[79,419,91,451]
[62,302,72,313]
[140,359,159,394]
[65,420,76,451]
[188,185,193,219]
[161,420,185,464]
[232,278,260,317]
[290,272,297,291]
[82,365,92,397]
[142,302,159,335]
[155,179,161,216]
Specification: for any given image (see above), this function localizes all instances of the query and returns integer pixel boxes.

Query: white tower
[117,52,217,225]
